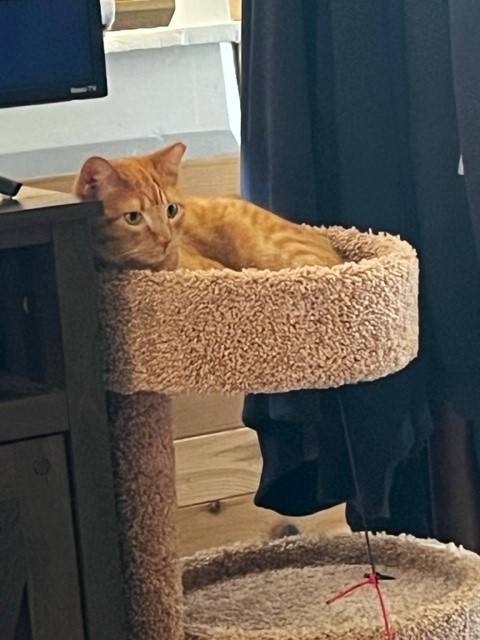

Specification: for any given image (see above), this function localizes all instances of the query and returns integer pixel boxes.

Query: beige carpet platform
[99,227,418,396]
[97,227,477,639]
[182,534,480,639]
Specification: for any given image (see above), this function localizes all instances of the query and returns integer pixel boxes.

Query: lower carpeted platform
[182,534,480,639]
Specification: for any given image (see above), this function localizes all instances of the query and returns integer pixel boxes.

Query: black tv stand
[0,186,127,639]
[0,175,22,198]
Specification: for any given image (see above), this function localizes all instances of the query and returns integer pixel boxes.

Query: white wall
[0,24,241,180]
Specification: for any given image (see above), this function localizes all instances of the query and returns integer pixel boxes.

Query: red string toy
[326,563,395,640]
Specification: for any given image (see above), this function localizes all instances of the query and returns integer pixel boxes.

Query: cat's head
[75,142,186,270]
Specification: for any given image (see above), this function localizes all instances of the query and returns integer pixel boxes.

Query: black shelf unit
[0,190,127,640]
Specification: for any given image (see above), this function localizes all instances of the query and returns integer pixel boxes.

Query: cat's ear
[75,156,125,200]
[149,143,186,185]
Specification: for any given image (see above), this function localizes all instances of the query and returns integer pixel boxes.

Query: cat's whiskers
[115,234,176,266]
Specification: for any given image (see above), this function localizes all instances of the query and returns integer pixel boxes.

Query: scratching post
[98,227,480,639]
[107,392,183,640]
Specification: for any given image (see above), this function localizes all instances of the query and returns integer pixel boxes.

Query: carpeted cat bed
[182,534,480,639]
[97,227,480,640]
[99,227,418,395]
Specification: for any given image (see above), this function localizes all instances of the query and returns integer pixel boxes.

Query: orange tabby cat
[74,143,343,271]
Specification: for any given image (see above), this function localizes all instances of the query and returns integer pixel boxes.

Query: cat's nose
[152,227,172,252]
[158,237,171,252]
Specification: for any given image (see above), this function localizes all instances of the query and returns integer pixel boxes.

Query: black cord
[336,388,377,575]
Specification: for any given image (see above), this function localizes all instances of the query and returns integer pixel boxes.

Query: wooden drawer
[173,394,349,556]
[175,426,261,507]
[0,435,84,638]
[177,493,348,557]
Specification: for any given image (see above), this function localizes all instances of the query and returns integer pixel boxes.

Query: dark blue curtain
[241,0,480,545]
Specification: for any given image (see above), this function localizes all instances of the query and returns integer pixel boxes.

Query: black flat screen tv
[0,0,108,109]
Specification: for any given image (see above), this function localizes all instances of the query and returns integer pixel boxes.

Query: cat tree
[99,226,480,639]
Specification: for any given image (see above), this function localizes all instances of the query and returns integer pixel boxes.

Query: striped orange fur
[74,143,343,271]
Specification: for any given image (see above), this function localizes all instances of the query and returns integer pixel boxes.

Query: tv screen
[0,0,108,109]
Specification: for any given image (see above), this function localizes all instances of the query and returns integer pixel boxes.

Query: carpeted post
[107,391,183,640]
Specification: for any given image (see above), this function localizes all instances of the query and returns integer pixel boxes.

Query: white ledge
[104,22,241,54]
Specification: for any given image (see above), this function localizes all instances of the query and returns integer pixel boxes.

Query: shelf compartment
[0,390,68,443]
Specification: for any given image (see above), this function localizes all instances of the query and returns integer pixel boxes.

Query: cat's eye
[167,203,179,219]
[124,211,143,225]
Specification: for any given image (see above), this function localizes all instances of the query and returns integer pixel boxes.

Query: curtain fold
[241,0,480,548]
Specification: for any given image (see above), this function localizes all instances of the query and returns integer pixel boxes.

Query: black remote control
[0,175,22,198]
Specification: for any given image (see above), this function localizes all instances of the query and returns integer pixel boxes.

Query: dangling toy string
[327,391,396,640]
[326,570,395,640]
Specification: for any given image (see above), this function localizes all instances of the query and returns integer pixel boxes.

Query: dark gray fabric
[450,0,480,262]
[241,0,480,535]
[449,0,480,479]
